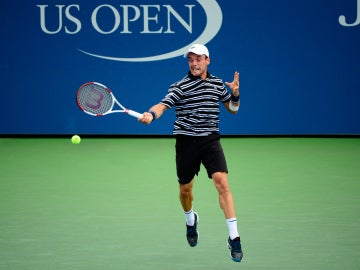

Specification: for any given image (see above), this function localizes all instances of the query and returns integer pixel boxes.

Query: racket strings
[77,84,114,115]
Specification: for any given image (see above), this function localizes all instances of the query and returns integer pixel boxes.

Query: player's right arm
[139,103,168,124]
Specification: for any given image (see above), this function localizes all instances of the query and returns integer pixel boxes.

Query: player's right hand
[139,112,153,124]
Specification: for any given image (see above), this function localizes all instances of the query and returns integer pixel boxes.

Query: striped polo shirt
[161,71,231,136]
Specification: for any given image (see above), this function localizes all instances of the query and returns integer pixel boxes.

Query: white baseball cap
[184,44,209,58]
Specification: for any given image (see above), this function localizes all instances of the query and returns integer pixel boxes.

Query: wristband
[230,94,240,102]
[229,101,240,111]
[149,110,157,121]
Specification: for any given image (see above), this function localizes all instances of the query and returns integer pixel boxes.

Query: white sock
[185,209,195,226]
[226,218,239,240]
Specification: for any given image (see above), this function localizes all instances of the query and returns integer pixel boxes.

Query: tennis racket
[76,82,143,118]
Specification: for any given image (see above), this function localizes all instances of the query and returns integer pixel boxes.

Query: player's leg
[212,172,236,219]
[179,180,199,247]
[176,135,201,247]
[179,179,194,213]
[212,172,243,262]
[200,137,236,219]
[201,136,243,262]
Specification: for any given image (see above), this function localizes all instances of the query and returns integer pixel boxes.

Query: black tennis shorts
[175,134,228,184]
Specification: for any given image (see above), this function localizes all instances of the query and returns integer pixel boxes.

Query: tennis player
[139,44,243,262]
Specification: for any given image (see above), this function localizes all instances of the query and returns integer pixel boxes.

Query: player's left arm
[224,71,240,114]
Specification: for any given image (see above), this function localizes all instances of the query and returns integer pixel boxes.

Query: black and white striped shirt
[161,72,231,136]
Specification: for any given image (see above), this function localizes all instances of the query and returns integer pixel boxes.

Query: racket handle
[127,109,143,119]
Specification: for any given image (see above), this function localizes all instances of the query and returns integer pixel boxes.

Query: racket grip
[127,109,143,119]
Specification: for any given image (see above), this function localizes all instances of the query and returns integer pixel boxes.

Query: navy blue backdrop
[1,0,359,135]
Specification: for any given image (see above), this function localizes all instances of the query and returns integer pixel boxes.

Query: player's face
[187,53,210,80]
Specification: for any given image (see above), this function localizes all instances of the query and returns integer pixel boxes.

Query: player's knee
[212,172,230,192]
[212,172,228,183]
[179,180,194,195]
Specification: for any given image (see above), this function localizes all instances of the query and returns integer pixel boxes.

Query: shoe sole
[194,212,199,246]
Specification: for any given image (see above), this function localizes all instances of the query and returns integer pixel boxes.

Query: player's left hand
[225,71,240,96]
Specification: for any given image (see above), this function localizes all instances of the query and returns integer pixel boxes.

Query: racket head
[76,82,115,116]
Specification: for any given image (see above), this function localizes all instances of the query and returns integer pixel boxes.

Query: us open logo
[37,0,223,62]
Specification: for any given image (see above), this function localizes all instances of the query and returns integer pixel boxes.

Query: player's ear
[206,56,210,65]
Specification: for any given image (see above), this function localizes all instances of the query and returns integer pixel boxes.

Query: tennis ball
[71,135,81,144]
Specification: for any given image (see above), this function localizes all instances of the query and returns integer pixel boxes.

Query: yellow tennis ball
[71,135,81,144]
